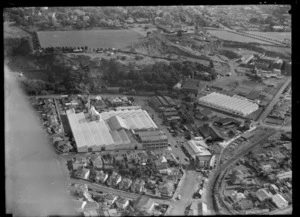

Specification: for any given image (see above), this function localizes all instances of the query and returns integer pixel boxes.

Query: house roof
[116,197,128,205]
[135,196,154,210]
[182,79,205,91]
[256,188,272,201]
[84,201,99,211]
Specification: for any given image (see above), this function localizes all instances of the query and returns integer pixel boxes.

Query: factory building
[136,130,168,150]
[198,92,259,117]
[183,139,212,168]
[66,108,167,153]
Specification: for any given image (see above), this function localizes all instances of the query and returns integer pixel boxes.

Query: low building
[83,210,99,217]
[84,201,99,212]
[239,200,253,210]
[158,181,174,197]
[256,188,272,202]
[119,178,132,190]
[90,156,103,169]
[107,172,122,187]
[183,140,212,168]
[136,130,168,150]
[272,194,288,209]
[134,196,155,213]
[131,179,145,193]
[74,168,90,180]
[94,170,108,183]
[115,197,129,209]
[104,194,118,205]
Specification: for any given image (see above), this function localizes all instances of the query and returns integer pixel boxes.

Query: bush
[135,55,144,60]
[121,56,126,61]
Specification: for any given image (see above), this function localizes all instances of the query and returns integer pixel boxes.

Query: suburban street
[205,129,276,215]
[169,170,201,215]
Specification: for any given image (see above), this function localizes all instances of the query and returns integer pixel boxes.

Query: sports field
[37,29,143,49]
[207,30,274,45]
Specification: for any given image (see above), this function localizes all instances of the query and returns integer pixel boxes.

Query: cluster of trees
[15,49,218,95]
[218,49,241,60]
[4,37,33,56]
[101,58,217,92]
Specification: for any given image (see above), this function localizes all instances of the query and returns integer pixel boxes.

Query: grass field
[37,29,143,49]
[245,31,291,42]
[207,30,274,45]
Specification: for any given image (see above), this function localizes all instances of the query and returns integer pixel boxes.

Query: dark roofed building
[181,79,206,95]
[198,124,211,139]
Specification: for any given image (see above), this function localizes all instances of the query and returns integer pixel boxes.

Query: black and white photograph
[4,5,292,216]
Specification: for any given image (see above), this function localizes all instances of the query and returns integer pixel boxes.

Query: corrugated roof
[111,131,122,145]
[199,92,258,116]
[118,129,130,144]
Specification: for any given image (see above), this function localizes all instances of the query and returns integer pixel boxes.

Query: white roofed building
[198,92,259,117]
[183,139,212,168]
[66,108,163,153]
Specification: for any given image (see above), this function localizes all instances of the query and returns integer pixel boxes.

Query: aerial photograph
[4,5,291,216]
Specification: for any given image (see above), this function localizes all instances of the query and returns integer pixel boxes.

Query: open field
[245,31,291,42]
[207,30,274,45]
[37,29,143,49]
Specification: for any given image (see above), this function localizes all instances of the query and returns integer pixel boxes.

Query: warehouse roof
[67,109,131,149]
[107,115,129,131]
[199,92,258,116]
[137,130,168,142]
[100,109,157,130]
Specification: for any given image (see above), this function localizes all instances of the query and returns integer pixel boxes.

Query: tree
[177,30,182,37]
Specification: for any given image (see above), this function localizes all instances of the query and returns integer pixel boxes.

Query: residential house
[83,210,99,217]
[95,170,109,183]
[107,209,120,216]
[126,151,140,163]
[90,156,103,169]
[84,201,99,212]
[256,188,272,202]
[107,172,122,187]
[272,194,288,209]
[131,179,145,193]
[158,181,174,197]
[137,151,149,164]
[72,157,89,170]
[119,178,133,190]
[115,197,130,209]
[134,196,155,214]
[74,168,90,180]
[104,194,118,205]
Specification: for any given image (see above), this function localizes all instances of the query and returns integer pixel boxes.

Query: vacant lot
[207,30,274,45]
[37,29,143,49]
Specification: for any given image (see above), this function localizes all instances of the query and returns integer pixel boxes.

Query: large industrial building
[66,108,167,152]
[198,92,259,117]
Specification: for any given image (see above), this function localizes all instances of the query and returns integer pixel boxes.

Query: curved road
[205,129,275,215]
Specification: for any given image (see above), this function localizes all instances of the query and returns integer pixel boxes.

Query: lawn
[207,30,274,45]
[37,29,143,49]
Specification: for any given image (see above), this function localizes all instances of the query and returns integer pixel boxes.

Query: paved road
[205,129,275,215]
[258,77,291,124]
[169,170,201,216]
